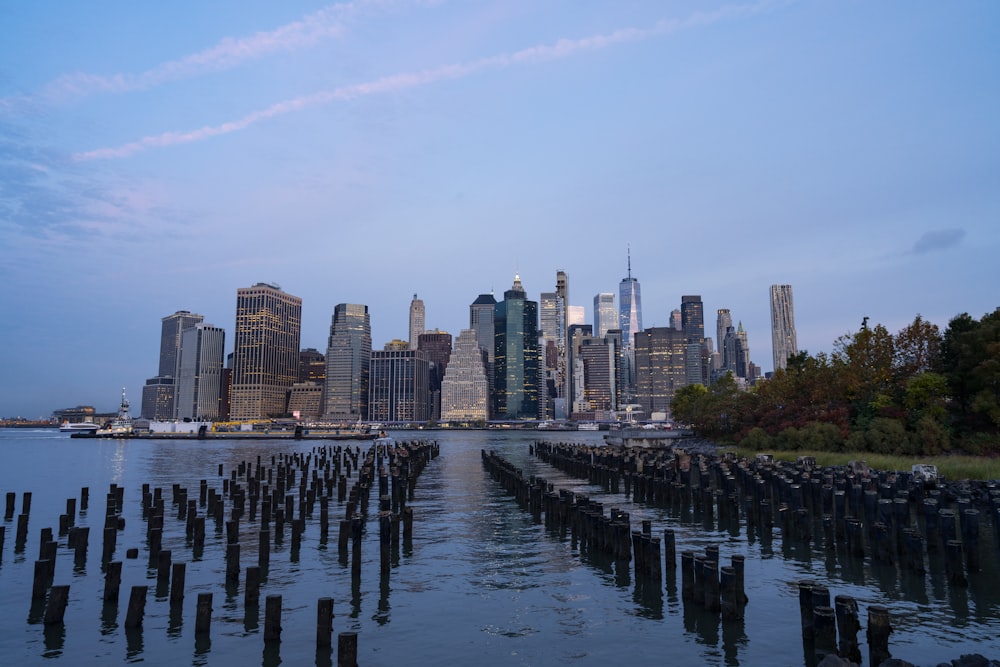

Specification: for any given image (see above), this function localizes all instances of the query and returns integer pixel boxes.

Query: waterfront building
[440,329,490,422]
[567,324,593,413]
[594,293,617,338]
[418,329,453,420]
[159,310,205,378]
[493,274,539,420]
[288,383,323,420]
[770,284,798,371]
[176,323,225,421]
[141,377,175,420]
[230,284,301,421]
[670,309,682,331]
[368,346,430,423]
[634,326,688,419]
[409,294,425,350]
[578,337,617,414]
[324,303,372,422]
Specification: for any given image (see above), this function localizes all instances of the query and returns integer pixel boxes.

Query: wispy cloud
[909,228,966,255]
[9,0,422,106]
[75,0,789,161]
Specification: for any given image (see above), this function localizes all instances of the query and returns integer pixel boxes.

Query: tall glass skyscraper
[594,293,616,338]
[770,284,798,371]
[494,274,539,420]
[618,251,642,403]
[176,323,225,421]
[680,295,704,344]
[324,303,372,421]
[230,283,302,420]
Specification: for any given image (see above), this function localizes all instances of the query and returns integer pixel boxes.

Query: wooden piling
[32,559,51,599]
[227,543,240,584]
[104,561,123,603]
[43,585,70,625]
[337,631,358,667]
[867,605,892,667]
[246,566,261,608]
[170,562,186,604]
[812,605,837,658]
[264,594,282,642]
[834,595,862,664]
[124,585,148,628]
[798,580,814,639]
[157,549,172,582]
[317,597,334,647]
[259,530,270,568]
[195,593,213,634]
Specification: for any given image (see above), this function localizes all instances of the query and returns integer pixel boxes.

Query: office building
[681,295,704,344]
[324,303,372,421]
[368,346,430,422]
[418,329,453,420]
[716,309,732,356]
[159,310,205,377]
[230,283,302,420]
[594,293,617,338]
[299,348,326,384]
[140,377,174,421]
[440,329,490,421]
[634,326,688,420]
[770,284,798,371]
[493,274,539,419]
[409,294,425,350]
[176,323,226,421]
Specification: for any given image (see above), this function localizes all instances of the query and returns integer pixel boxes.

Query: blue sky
[1,0,997,417]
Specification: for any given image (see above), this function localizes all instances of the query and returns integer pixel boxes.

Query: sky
[1,0,998,418]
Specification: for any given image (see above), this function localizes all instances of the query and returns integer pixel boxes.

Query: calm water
[0,428,997,666]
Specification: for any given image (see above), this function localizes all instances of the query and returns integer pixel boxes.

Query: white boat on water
[73,388,134,438]
[60,421,99,433]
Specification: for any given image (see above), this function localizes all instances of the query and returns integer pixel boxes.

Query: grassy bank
[726,449,1000,482]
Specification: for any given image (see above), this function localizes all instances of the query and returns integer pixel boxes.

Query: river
[0,428,997,666]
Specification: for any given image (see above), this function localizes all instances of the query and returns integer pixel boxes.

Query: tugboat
[73,388,134,438]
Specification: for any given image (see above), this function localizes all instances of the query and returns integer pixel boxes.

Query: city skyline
[1,1,997,416]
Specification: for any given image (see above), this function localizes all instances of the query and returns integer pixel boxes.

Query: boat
[577,422,600,431]
[60,421,99,433]
[73,388,134,438]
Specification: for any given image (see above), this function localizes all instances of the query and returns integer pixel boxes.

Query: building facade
[368,347,430,422]
[324,303,372,421]
[493,274,539,420]
[230,284,301,420]
[440,329,490,421]
[176,323,225,421]
[770,284,798,371]
[418,329,453,420]
[409,294,425,350]
[634,326,688,420]
[594,292,617,339]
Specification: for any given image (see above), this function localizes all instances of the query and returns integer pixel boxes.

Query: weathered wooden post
[104,561,123,603]
[170,562,186,605]
[962,508,980,573]
[946,539,968,586]
[680,551,694,602]
[32,559,51,599]
[835,594,862,664]
[337,631,358,667]
[124,586,148,628]
[867,605,892,667]
[246,566,261,608]
[812,605,837,659]
[43,585,70,625]
[196,593,212,635]
[264,595,282,642]
[798,580,814,639]
[317,597,334,647]
[227,543,240,585]
[157,549,172,582]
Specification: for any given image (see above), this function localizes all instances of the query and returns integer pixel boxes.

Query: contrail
[16,0,423,104]
[74,0,790,161]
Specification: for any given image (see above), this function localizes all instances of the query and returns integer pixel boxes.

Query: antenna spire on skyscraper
[627,244,632,280]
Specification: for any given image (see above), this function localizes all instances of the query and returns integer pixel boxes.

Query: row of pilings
[530,439,1000,666]
[480,448,750,622]
[5,438,439,664]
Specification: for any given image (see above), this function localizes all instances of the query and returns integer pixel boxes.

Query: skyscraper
[418,329,453,420]
[594,293,617,338]
[230,283,302,420]
[368,346,430,422]
[440,329,490,422]
[770,284,798,371]
[539,290,565,417]
[680,295,705,344]
[634,326,688,420]
[716,309,732,356]
[493,274,539,420]
[142,310,204,419]
[618,250,642,403]
[176,323,225,421]
[409,294,425,350]
[324,303,372,421]
[470,292,497,403]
